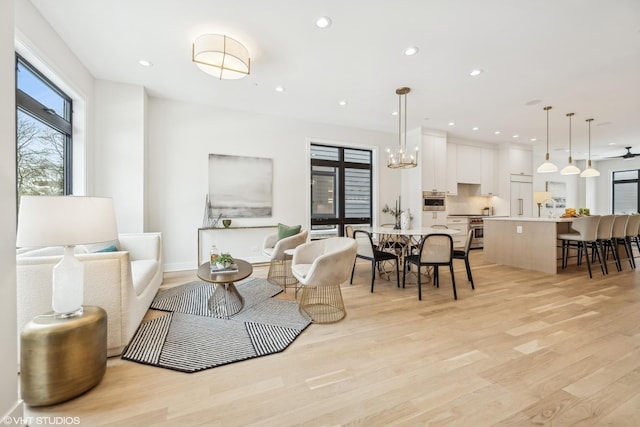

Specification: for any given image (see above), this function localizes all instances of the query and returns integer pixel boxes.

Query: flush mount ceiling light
[192,34,250,80]
[469,68,483,77]
[580,118,600,177]
[138,59,152,67]
[560,113,581,175]
[537,106,558,173]
[386,87,418,169]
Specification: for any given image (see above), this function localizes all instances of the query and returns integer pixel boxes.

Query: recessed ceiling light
[338,100,347,106]
[469,69,483,77]
[525,99,542,106]
[404,46,419,56]
[472,127,479,131]
[494,131,501,135]
[597,121,612,126]
[608,142,616,146]
[138,59,152,67]
[315,16,332,28]
[391,111,398,116]
[531,138,537,142]
[448,122,455,126]
[513,134,519,138]
[275,86,285,92]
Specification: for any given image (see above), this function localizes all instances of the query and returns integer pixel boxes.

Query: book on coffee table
[210,263,239,274]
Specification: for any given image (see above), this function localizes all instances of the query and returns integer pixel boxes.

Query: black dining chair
[403,233,457,300]
[453,229,475,289]
[350,230,400,292]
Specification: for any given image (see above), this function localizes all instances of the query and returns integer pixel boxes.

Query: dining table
[360,226,461,282]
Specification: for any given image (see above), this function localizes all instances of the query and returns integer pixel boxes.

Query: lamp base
[52,246,84,316]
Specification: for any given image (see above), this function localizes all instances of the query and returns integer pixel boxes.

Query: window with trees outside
[310,144,372,238]
[16,55,73,198]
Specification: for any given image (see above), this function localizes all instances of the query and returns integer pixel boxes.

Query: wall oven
[423,191,446,211]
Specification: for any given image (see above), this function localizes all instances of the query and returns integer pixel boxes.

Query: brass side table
[20,305,107,406]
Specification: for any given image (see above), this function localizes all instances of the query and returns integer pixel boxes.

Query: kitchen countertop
[483,216,574,222]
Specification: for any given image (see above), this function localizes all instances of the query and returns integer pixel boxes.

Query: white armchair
[291,237,357,323]
[262,228,308,291]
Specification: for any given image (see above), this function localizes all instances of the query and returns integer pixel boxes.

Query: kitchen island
[483,217,574,274]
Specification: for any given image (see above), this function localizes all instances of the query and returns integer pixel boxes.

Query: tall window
[612,170,639,214]
[310,144,372,237]
[16,55,73,197]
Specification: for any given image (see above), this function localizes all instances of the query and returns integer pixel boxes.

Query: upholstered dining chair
[403,233,457,300]
[262,226,308,292]
[557,215,602,278]
[291,237,357,323]
[453,229,475,289]
[350,230,400,292]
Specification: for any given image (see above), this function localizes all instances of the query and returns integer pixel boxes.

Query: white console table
[197,225,278,266]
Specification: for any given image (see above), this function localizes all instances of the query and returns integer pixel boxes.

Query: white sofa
[16,232,163,357]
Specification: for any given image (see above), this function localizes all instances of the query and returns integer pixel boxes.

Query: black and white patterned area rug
[122,278,311,373]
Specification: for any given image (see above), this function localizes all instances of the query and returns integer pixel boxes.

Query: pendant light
[537,106,557,173]
[387,87,418,169]
[580,118,600,177]
[560,112,580,175]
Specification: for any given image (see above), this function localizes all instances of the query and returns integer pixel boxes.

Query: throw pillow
[277,223,301,241]
[95,244,118,253]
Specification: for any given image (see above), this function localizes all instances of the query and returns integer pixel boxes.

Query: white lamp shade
[537,161,558,173]
[17,196,118,248]
[533,191,551,204]
[192,34,250,80]
[560,163,581,175]
[580,167,601,177]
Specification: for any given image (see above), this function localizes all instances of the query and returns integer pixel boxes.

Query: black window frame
[16,54,73,196]
[612,169,640,214]
[310,143,373,236]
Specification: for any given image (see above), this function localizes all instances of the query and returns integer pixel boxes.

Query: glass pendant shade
[580,118,600,177]
[560,112,581,176]
[537,106,557,173]
[387,87,418,169]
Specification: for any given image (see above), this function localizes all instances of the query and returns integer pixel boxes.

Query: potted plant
[215,253,234,269]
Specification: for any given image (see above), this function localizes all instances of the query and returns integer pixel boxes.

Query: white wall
[1,0,19,421]
[146,98,398,271]
[94,80,146,232]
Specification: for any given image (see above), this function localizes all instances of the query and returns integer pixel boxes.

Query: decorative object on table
[222,219,232,228]
[580,118,600,177]
[192,33,251,80]
[560,113,581,175]
[578,208,590,216]
[382,196,412,230]
[208,154,272,218]
[122,279,310,373]
[533,191,551,217]
[16,196,118,317]
[202,194,222,228]
[213,252,235,270]
[537,106,558,173]
[210,245,220,264]
[386,87,418,169]
[400,208,412,230]
[20,306,107,406]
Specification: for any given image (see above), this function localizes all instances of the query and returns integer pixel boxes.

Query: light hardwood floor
[26,250,640,426]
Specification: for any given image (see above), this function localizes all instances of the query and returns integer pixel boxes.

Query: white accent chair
[291,237,357,323]
[262,229,308,292]
[17,232,163,357]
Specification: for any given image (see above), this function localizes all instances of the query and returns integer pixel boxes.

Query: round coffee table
[197,259,253,318]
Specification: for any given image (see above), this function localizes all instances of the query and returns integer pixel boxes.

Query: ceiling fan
[610,146,640,159]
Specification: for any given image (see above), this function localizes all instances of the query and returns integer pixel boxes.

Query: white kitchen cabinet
[422,133,447,192]
[457,145,482,184]
[446,143,457,195]
[446,216,468,249]
[510,175,533,217]
[510,148,533,176]
[480,147,498,195]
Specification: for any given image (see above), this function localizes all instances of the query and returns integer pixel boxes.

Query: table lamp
[533,191,551,218]
[16,196,118,317]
